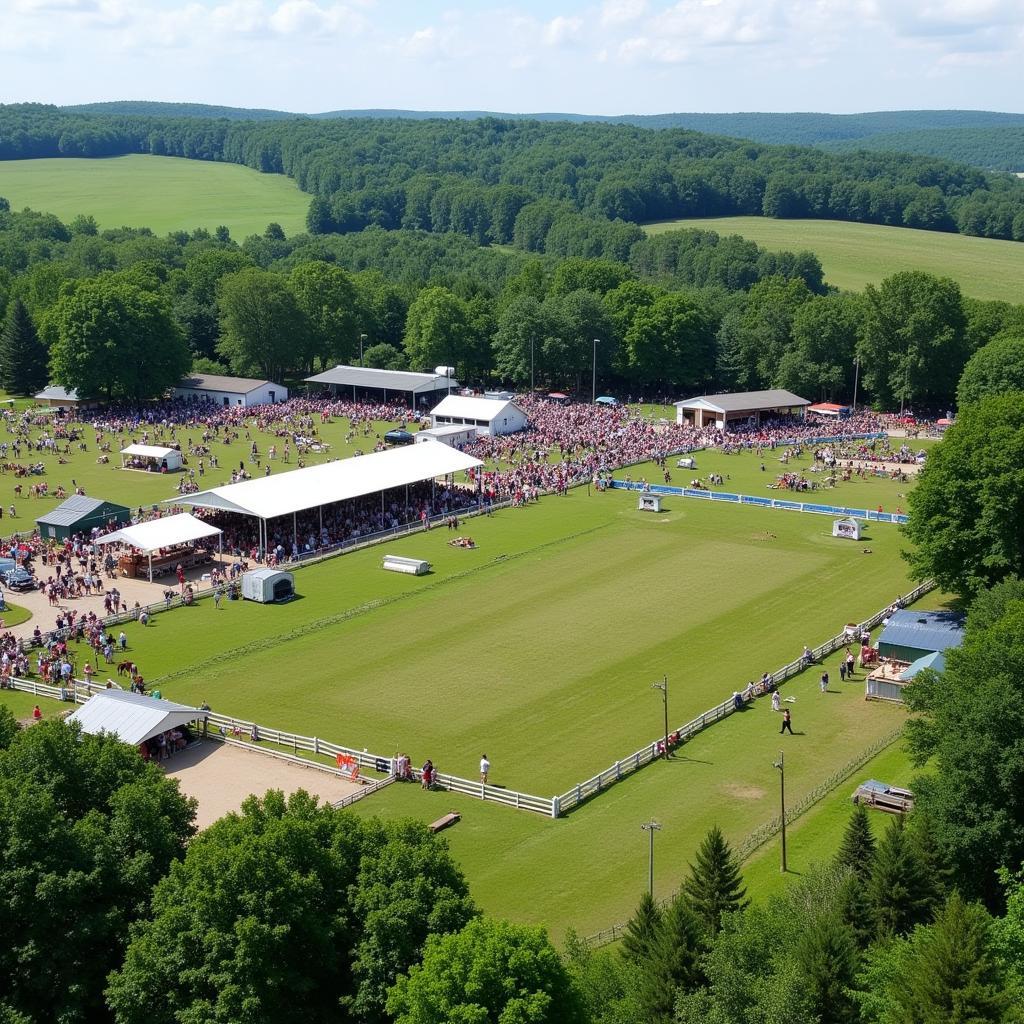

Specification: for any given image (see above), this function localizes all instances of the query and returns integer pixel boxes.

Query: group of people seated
[448,536,476,548]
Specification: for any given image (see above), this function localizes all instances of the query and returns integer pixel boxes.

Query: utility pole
[773,750,787,873]
[359,333,366,367]
[852,355,860,412]
[592,338,599,403]
[641,820,662,896]
[530,335,535,395]
[652,676,669,760]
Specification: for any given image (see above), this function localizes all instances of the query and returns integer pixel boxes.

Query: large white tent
[169,442,483,553]
[97,513,222,553]
[96,513,222,582]
[67,689,209,746]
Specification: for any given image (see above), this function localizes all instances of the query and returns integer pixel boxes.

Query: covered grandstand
[170,442,483,555]
[305,365,457,407]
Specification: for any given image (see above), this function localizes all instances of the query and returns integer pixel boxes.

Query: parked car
[2,567,35,592]
[383,429,415,446]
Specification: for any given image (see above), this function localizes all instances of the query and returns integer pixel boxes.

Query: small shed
[638,493,662,512]
[174,374,287,408]
[877,610,965,663]
[36,495,131,542]
[121,444,183,472]
[241,568,295,604]
[832,517,861,540]
[33,386,99,411]
[415,425,477,449]
[67,689,209,745]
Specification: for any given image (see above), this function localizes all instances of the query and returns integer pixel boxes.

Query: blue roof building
[877,610,965,663]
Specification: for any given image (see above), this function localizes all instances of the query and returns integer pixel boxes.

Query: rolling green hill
[645,216,1024,303]
[0,154,310,238]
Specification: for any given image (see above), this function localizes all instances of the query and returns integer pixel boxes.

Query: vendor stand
[96,513,222,583]
[120,444,183,473]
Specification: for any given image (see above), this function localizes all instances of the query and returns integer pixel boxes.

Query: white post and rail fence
[6,580,932,820]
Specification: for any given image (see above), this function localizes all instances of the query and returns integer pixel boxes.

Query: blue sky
[3,0,1023,114]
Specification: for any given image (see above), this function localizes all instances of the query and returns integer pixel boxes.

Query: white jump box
[382,554,431,575]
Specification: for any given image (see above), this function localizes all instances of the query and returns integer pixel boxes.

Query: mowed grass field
[644,215,1024,303]
[0,155,310,239]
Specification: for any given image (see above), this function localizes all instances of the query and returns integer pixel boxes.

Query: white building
[174,374,288,408]
[674,389,810,430]
[414,425,477,449]
[429,395,528,437]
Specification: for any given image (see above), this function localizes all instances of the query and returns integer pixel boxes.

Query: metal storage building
[36,495,131,542]
[876,610,965,663]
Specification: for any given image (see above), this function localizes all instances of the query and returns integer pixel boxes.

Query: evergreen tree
[793,912,860,1024]
[682,825,748,936]
[893,893,1014,1023]
[869,818,934,938]
[0,299,47,395]
[836,803,877,879]
[620,890,663,964]
[907,811,953,906]
[636,892,703,1022]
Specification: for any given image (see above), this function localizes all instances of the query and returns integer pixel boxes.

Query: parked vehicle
[383,429,415,446]
[2,567,35,592]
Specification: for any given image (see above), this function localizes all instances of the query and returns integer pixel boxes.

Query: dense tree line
[5,104,1024,244]
[825,126,1024,173]
[1,195,1022,405]
[7,699,1019,1024]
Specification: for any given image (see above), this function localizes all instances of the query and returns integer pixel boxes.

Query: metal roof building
[674,389,810,430]
[68,689,209,746]
[174,374,287,408]
[305,365,457,407]
[429,395,528,436]
[36,495,131,542]
[877,610,965,663]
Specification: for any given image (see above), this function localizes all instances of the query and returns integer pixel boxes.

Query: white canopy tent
[97,513,222,582]
[67,689,209,746]
[120,444,183,472]
[169,442,483,555]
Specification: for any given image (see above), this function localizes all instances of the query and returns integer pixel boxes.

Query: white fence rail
[554,580,934,815]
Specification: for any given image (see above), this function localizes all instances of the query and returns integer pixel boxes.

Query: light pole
[652,676,669,761]
[641,820,662,896]
[592,338,599,403]
[359,333,366,367]
[852,355,860,413]
[530,335,535,395]
[773,750,787,873]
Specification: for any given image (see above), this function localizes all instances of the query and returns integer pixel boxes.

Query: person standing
[839,660,847,683]
[780,708,794,735]
[480,754,490,785]
[771,690,781,713]
[820,670,829,693]
[846,649,856,678]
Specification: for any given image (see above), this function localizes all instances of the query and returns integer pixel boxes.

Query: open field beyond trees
[644,215,1024,303]
[0,155,310,239]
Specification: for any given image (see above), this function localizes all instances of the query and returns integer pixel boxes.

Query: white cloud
[600,0,647,26]
[268,0,364,36]
[542,14,583,46]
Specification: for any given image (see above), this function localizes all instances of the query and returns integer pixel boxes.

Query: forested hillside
[4,104,1024,246]
[55,102,1024,169]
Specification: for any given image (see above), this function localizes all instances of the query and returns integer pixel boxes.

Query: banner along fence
[611,480,909,524]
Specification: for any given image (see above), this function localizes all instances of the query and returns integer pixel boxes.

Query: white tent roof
[121,444,177,459]
[67,689,208,746]
[170,442,483,520]
[96,513,222,553]
[430,395,523,422]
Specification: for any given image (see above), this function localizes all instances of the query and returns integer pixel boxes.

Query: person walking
[839,660,847,682]
[780,708,794,735]
[480,753,490,785]
[820,670,829,694]
[771,690,781,712]
[846,649,856,678]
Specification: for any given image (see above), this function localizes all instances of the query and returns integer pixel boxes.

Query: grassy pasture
[644,215,1024,303]
[0,155,310,239]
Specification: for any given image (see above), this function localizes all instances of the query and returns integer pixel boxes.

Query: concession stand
[120,444,183,473]
[96,513,223,582]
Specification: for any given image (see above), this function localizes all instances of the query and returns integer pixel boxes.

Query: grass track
[0,155,310,239]
[644,215,1024,303]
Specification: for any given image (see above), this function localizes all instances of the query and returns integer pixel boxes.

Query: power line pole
[641,820,662,896]
[592,338,599,403]
[773,750,787,873]
[652,676,669,760]
[852,355,860,412]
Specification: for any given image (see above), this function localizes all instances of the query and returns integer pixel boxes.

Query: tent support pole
[292,512,296,551]
[148,551,152,583]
